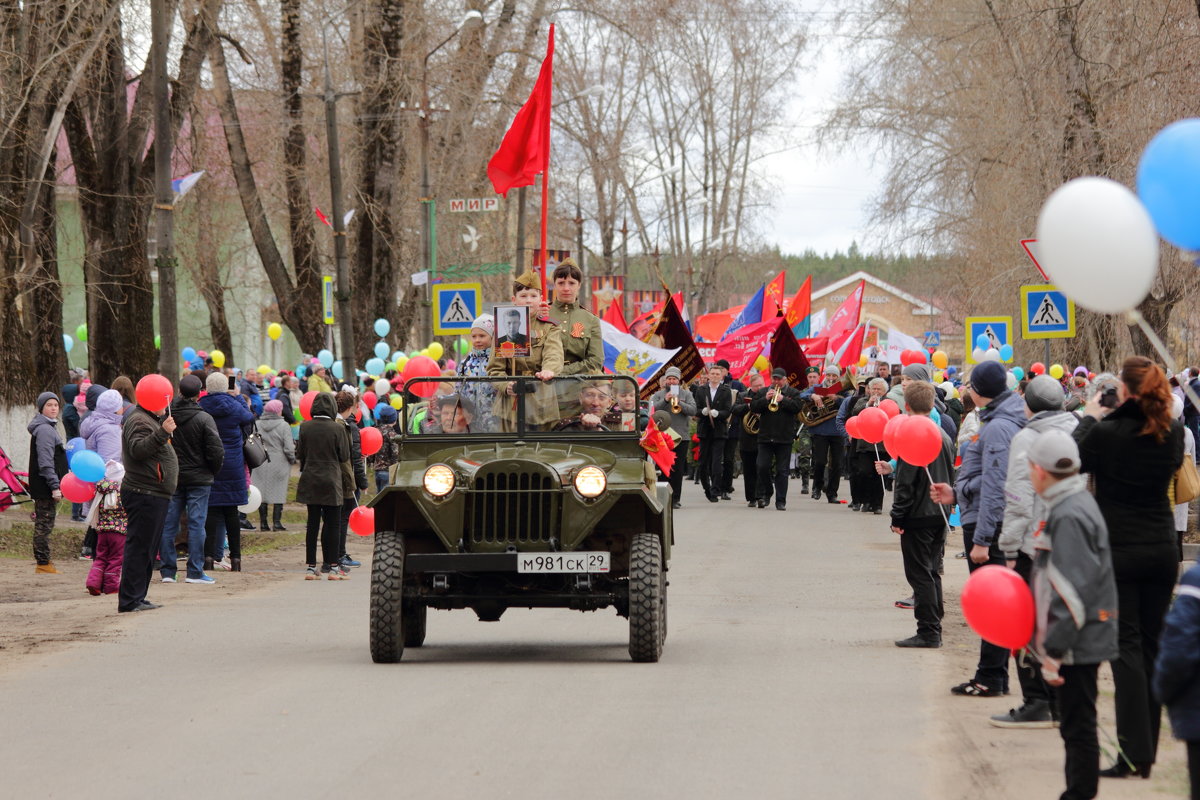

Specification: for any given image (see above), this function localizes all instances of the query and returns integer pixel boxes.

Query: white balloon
[1006,372,1019,389]
[239,484,263,514]
[972,347,985,363]
[1036,176,1159,314]
[985,348,1001,362]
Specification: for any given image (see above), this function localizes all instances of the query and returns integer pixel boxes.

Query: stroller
[0,444,31,511]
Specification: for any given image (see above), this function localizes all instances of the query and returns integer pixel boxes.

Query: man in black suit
[496,309,529,348]
[693,363,733,503]
[716,359,745,500]
[752,367,803,510]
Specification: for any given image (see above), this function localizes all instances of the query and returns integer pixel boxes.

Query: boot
[35,562,59,574]
[801,476,810,494]
[272,503,286,531]
[258,506,269,532]
[230,557,242,572]
[204,556,214,572]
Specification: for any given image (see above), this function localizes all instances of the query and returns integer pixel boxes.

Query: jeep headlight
[574,466,607,498]
[423,464,456,497]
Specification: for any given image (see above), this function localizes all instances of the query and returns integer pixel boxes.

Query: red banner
[589,275,624,316]
[714,318,778,378]
[630,289,667,317]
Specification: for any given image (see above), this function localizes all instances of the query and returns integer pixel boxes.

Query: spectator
[278,374,302,435]
[28,391,68,573]
[158,375,223,585]
[650,366,698,510]
[369,404,401,494]
[1173,394,1198,561]
[116,383,177,612]
[252,398,294,531]
[335,389,368,571]
[85,461,128,596]
[1153,561,1200,798]
[1074,355,1184,779]
[296,392,350,580]
[79,389,126,559]
[240,368,264,417]
[110,375,135,413]
[307,363,334,394]
[199,371,254,572]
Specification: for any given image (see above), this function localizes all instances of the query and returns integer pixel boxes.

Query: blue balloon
[975,334,989,351]
[1137,119,1200,250]
[946,366,957,376]
[373,341,390,360]
[65,437,87,461]
[930,408,941,426]
[365,357,386,375]
[70,449,105,483]
[332,360,344,380]
[181,346,197,362]
[295,363,307,378]
[1011,366,1025,380]
[999,344,1014,362]
[374,318,391,337]
[318,349,334,368]
[63,334,73,353]
[949,506,961,527]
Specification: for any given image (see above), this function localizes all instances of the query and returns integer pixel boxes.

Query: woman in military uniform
[547,259,603,375]
[487,270,564,430]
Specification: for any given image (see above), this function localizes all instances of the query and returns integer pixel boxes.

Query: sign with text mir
[448,198,499,213]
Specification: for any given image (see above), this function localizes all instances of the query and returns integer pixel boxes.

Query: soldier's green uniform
[487,271,565,430]
[547,299,603,375]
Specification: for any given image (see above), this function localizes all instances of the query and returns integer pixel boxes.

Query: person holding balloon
[334,390,368,571]
[27,392,69,574]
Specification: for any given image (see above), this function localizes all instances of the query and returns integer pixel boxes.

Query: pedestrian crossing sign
[1020,285,1076,340]
[432,282,481,335]
[964,316,1013,364]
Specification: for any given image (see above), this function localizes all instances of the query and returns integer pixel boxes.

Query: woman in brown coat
[295,392,350,580]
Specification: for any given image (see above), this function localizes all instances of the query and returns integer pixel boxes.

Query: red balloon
[857,407,888,443]
[60,473,96,503]
[135,374,173,414]
[1030,362,1046,376]
[960,564,1035,649]
[359,426,382,456]
[878,398,901,418]
[362,391,378,410]
[844,416,861,439]
[896,415,943,467]
[898,350,913,366]
[402,356,442,399]
[882,414,906,456]
[299,390,318,421]
[349,506,375,537]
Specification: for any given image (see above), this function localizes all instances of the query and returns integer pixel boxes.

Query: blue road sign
[1020,285,1076,339]
[433,282,481,335]
[923,331,941,348]
[964,316,1012,364]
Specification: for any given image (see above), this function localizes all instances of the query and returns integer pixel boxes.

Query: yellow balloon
[419,348,431,358]
[257,364,273,376]
[427,342,445,360]
[933,370,944,383]
[389,395,404,410]
[396,355,408,369]
[932,350,949,369]
[753,355,769,372]
[266,322,283,341]
[1049,364,1064,380]
[210,349,225,368]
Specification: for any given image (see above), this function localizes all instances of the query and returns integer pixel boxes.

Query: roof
[812,270,943,317]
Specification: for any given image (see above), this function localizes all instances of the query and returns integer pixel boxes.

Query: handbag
[1174,456,1200,505]
[243,424,270,469]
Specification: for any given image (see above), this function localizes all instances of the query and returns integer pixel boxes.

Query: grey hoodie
[1000,411,1080,559]
[27,413,64,493]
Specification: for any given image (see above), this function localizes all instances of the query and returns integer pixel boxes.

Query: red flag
[830,323,867,369]
[763,272,786,319]
[714,318,778,378]
[487,26,554,197]
[314,207,331,227]
[640,416,677,476]
[602,299,629,333]
[784,275,812,335]
[823,279,865,337]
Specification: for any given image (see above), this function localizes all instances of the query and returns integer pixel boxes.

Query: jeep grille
[467,470,559,546]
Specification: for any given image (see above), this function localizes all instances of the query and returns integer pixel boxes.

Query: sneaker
[305,566,321,580]
[185,575,216,585]
[849,503,862,512]
[895,634,941,648]
[894,596,915,609]
[161,575,176,583]
[950,680,1007,697]
[214,558,232,571]
[989,700,1056,728]
[320,563,332,573]
[326,565,348,580]
[78,547,94,560]
[339,554,361,568]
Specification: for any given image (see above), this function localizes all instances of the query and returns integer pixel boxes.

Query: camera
[1098,385,1119,409]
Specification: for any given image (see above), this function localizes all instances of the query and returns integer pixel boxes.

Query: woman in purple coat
[199,372,254,571]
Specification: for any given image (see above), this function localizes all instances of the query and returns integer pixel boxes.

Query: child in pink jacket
[85,462,127,595]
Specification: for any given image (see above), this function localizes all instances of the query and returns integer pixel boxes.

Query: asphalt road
[0,479,1151,799]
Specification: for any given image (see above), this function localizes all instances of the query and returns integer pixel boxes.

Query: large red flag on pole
[823,278,865,337]
[487,24,554,295]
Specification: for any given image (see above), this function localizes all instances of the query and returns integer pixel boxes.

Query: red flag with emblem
[763,271,786,319]
[640,416,677,476]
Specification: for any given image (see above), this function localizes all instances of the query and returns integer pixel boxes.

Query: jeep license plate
[516,552,610,573]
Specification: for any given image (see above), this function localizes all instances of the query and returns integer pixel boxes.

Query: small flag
[171,170,205,199]
[315,207,331,227]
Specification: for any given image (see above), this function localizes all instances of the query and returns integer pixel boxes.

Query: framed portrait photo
[493,304,531,359]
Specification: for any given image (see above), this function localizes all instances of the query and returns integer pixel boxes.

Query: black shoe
[240,519,255,531]
[895,634,940,648]
[78,547,94,560]
[801,480,810,493]
[136,601,162,611]
[272,523,287,531]
[259,524,270,532]
[849,503,862,512]
[775,502,786,511]
[1099,760,1152,779]
[811,488,821,501]
[707,494,719,503]
[872,506,883,515]
[989,700,1055,729]
[672,501,681,510]
[756,499,767,508]
[746,500,757,507]
[826,496,839,504]
[720,493,731,501]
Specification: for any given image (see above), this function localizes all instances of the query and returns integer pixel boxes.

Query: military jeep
[367,375,672,663]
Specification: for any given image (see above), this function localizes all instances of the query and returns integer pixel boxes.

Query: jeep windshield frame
[400,375,646,439]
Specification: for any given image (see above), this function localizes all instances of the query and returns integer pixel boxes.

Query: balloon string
[924,465,952,531]
[1127,309,1200,413]
[873,443,887,493]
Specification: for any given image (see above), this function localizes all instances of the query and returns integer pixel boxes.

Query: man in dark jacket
[335,389,369,570]
[717,359,744,499]
[752,368,802,510]
[118,384,178,613]
[731,372,765,507]
[1154,561,1200,796]
[649,366,697,509]
[296,392,350,577]
[158,375,225,585]
[693,364,733,503]
[800,365,848,503]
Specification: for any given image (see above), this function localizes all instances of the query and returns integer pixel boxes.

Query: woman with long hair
[1074,355,1185,779]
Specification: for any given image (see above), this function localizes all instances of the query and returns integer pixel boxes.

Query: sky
[759,0,887,258]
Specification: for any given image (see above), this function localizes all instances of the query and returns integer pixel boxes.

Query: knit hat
[664,366,682,379]
[376,404,398,424]
[823,364,840,376]
[969,361,1007,399]
[179,375,203,398]
[471,314,495,338]
[36,392,57,413]
[1024,375,1063,413]
[1027,429,1080,475]
[264,399,283,415]
[902,363,932,383]
[206,371,229,395]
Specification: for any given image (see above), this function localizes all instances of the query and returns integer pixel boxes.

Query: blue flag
[721,284,765,340]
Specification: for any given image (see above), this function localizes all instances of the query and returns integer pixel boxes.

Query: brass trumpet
[669,393,681,414]
[768,385,783,412]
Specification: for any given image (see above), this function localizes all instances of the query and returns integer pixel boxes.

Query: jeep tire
[370,531,406,663]
[403,599,427,648]
[628,533,665,662]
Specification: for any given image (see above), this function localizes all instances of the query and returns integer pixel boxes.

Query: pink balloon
[878,398,901,419]
[961,565,1035,649]
[857,407,888,443]
[896,415,943,467]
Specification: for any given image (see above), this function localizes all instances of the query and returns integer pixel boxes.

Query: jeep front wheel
[628,533,665,662]
[370,531,406,663]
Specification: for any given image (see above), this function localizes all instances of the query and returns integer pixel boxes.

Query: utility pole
[322,30,356,383]
[152,0,178,383]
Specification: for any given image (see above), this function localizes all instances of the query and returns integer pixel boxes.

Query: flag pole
[539,171,549,298]
[538,24,555,299]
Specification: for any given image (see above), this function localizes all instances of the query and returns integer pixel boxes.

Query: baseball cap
[1027,429,1080,475]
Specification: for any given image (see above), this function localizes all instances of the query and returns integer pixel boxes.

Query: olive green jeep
[367,375,673,663]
